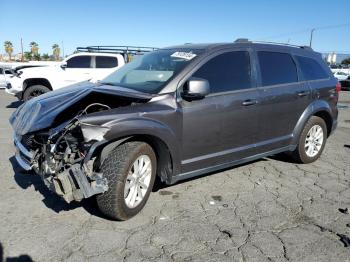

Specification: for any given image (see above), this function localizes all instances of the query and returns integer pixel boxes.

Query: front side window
[66,56,91,68]
[101,49,203,94]
[296,56,329,81]
[96,56,118,68]
[258,51,298,86]
[192,51,251,93]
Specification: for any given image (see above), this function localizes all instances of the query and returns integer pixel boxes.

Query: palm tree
[52,44,60,61]
[30,41,39,56]
[4,41,13,61]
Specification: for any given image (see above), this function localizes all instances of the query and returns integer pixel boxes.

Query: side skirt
[169,145,296,184]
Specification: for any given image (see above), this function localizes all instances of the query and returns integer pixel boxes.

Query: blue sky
[1,0,350,56]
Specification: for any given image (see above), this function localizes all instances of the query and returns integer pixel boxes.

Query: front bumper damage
[14,134,108,203]
[10,84,153,203]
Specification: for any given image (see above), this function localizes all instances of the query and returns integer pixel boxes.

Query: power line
[262,22,350,42]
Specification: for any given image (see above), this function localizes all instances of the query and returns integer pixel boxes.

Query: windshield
[101,48,203,94]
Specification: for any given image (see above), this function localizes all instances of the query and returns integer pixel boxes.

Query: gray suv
[10,40,339,220]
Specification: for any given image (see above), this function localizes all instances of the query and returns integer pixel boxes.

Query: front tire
[96,142,157,220]
[291,116,327,164]
[23,85,50,101]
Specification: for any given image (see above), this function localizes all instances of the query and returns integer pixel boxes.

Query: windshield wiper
[98,81,118,86]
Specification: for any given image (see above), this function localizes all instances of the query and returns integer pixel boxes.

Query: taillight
[336,82,341,93]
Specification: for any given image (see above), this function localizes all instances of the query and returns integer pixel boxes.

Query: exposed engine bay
[12,89,152,203]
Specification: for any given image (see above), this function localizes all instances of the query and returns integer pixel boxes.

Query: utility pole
[21,37,24,62]
[309,28,315,47]
[61,41,65,59]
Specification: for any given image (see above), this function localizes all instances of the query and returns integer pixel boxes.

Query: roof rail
[233,38,313,50]
[76,46,158,62]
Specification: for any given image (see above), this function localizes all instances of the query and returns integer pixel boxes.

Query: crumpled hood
[10,82,153,135]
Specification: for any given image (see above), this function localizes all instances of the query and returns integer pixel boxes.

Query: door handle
[241,99,258,106]
[296,91,310,97]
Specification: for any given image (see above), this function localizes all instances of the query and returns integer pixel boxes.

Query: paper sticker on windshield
[171,51,197,60]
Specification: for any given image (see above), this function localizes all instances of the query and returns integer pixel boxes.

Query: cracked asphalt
[1,90,350,262]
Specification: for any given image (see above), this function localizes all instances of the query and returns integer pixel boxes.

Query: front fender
[92,118,181,175]
[291,100,333,145]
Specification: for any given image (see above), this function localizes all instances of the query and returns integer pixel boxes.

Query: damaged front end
[11,84,153,203]
[14,109,110,203]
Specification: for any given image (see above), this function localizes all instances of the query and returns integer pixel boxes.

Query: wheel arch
[292,100,334,145]
[23,78,53,92]
[90,134,176,185]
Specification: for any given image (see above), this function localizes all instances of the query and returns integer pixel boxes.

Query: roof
[163,40,316,56]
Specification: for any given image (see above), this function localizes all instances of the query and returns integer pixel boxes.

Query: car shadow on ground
[0,241,33,262]
[9,156,111,220]
[6,100,23,109]
[9,154,289,220]
[152,158,268,192]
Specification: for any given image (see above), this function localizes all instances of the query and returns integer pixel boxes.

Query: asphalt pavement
[0,90,350,262]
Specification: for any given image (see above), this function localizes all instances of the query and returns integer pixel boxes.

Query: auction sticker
[171,51,197,60]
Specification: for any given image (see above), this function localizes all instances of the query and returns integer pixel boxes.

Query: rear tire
[290,116,327,164]
[23,85,50,101]
[96,142,157,220]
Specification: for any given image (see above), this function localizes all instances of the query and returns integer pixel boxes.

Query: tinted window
[258,51,298,86]
[296,56,329,80]
[96,56,118,68]
[66,56,91,68]
[192,51,251,93]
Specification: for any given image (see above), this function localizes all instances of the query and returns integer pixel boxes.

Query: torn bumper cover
[13,134,108,203]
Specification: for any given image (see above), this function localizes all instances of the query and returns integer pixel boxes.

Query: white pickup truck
[6,52,125,100]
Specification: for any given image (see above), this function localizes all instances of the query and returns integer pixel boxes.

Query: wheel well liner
[313,110,333,136]
[97,135,174,184]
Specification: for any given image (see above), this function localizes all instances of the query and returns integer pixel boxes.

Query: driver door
[180,50,259,174]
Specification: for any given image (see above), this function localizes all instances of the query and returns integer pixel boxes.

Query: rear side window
[192,51,251,93]
[296,56,329,80]
[258,51,298,86]
[66,56,91,68]
[96,56,118,68]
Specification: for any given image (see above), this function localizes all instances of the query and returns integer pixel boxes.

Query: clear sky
[1,0,350,56]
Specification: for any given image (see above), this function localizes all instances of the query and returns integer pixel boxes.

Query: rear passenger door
[255,50,312,152]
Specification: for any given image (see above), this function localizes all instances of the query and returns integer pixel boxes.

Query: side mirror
[60,62,67,69]
[181,77,210,101]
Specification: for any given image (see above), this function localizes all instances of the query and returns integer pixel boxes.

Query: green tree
[52,44,60,61]
[341,58,350,65]
[24,51,32,61]
[33,53,41,61]
[41,53,50,60]
[4,41,13,61]
[30,41,39,56]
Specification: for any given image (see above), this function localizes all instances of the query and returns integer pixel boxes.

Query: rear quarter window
[258,51,298,86]
[296,56,329,81]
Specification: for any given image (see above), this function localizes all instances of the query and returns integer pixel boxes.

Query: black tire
[23,85,50,101]
[290,116,327,164]
[96,141,157,220]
